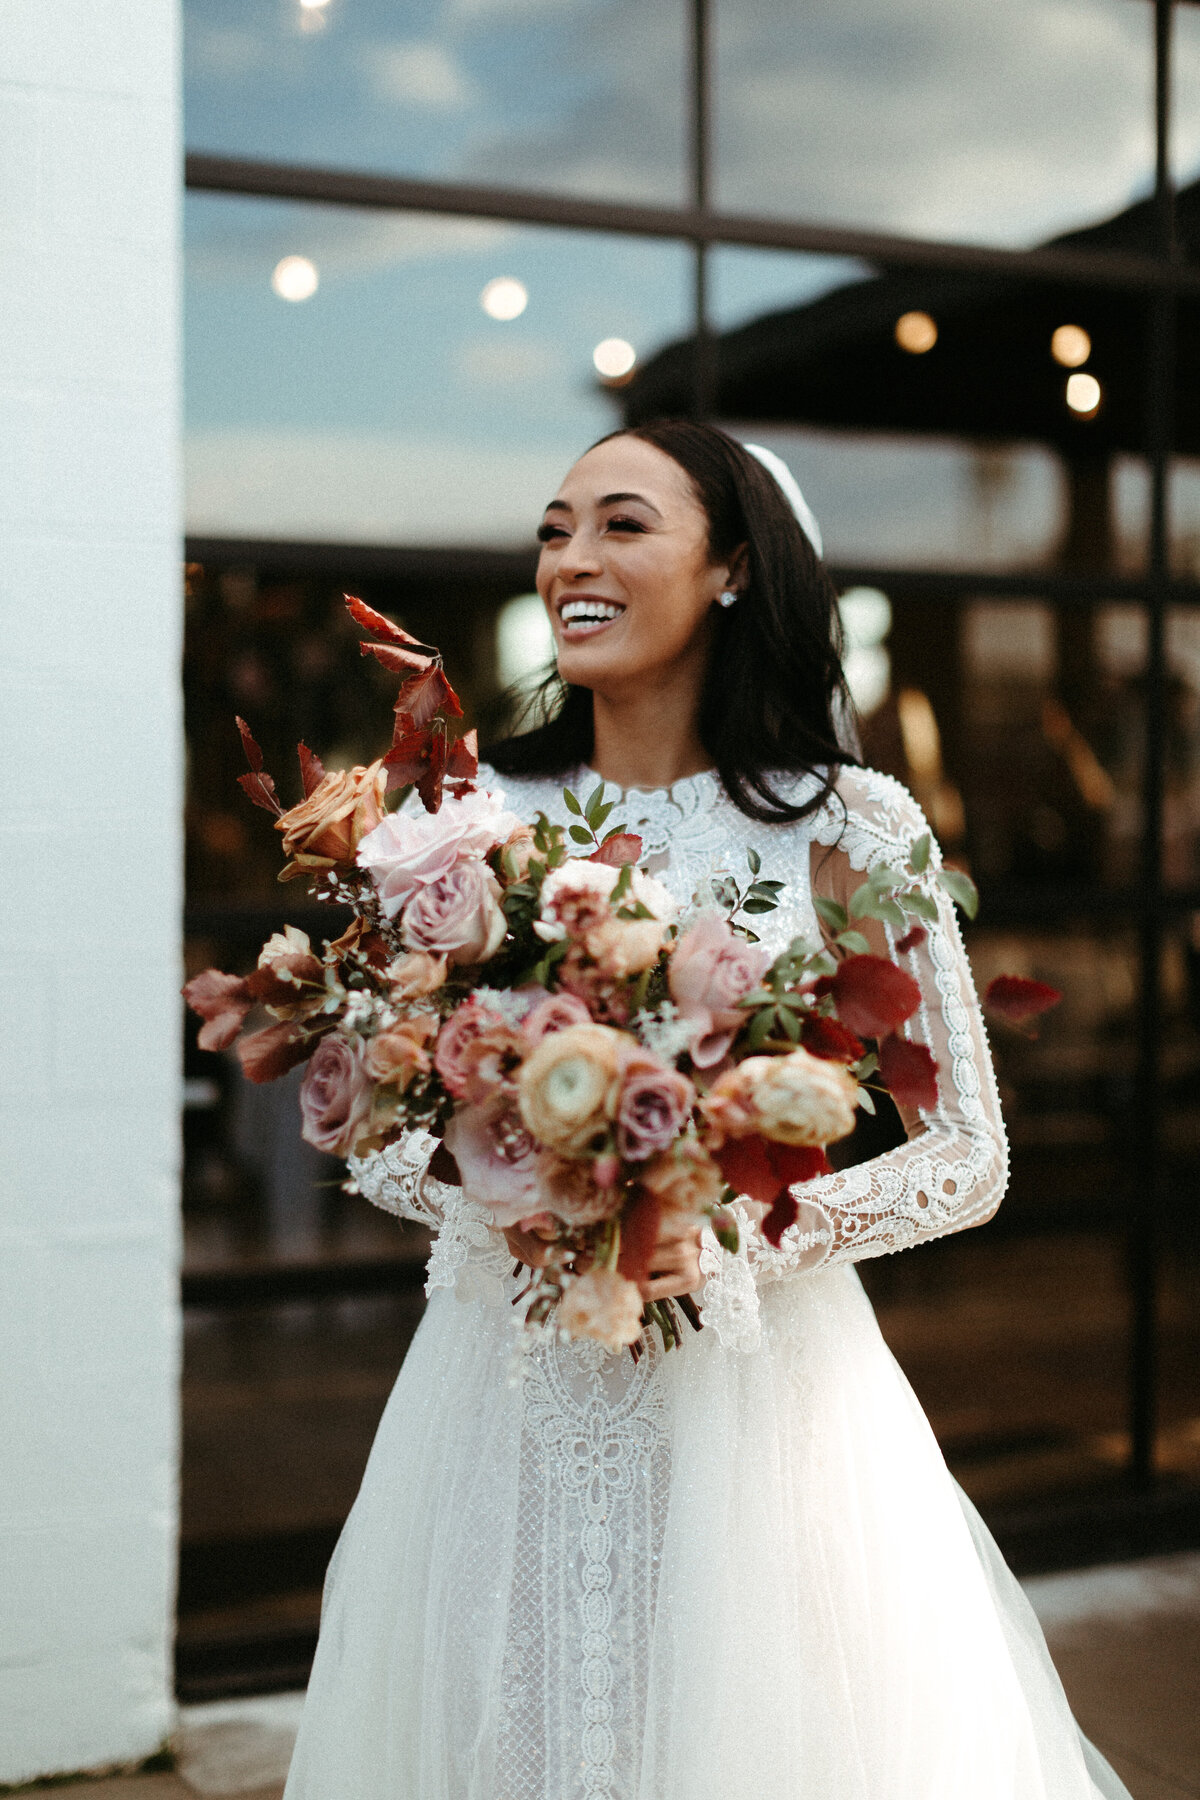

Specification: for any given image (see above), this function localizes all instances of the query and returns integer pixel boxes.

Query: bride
[282,421,1134,1798]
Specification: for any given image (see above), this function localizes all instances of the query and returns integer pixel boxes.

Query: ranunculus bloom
[558,1267,644,1351]
[252,925,326,1020]
[702,1048,858,1148]
[299,1033,373,1155]
[385,949,448,1002]
[444,1095,542,1226]
[356,787,522,918]
[538,1154,625,1227]
[363,1017,437,1090]
[669,909,771,1067]
[518,1023,626,1156]
[435,998,515,1098]
[615,1053,694,1160]
[401,860,507,964]
[276,761,388,881]
[639,1136,723,1216]
[521,992,593,1044]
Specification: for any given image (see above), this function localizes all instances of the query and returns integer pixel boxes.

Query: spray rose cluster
[187,600,1030,1358]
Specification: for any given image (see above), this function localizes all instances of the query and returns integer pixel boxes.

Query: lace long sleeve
[744,766,1009,1290]
[348,1128,453,1230]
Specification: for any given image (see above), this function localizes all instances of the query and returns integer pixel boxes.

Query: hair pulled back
[485,419,856,823]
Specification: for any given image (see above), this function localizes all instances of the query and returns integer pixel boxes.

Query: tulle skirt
[282,1263,1133,1799]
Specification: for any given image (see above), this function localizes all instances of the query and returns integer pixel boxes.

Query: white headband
[743,442,824,558]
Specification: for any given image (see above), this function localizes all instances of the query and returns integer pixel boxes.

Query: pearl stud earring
[717,589,738,608]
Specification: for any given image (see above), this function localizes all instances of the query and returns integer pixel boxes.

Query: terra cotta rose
[276,761,388,881]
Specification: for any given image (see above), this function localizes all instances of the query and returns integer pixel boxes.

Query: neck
[586,672,711,792]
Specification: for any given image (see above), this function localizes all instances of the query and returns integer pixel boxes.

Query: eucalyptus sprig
[562,782,628,856]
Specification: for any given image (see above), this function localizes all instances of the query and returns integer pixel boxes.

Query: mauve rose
[357,787,521,918]
[435,999,514,1098]
[299,1034,373,1156]
[444,1096,542,1226]
[616,1053,695,1161]
[522,992,593,1044]
[401,860,507,964]
[669,910,771,1066]
[276,761,388,882]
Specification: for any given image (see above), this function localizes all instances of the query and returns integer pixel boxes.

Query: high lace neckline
[579,764,720,803]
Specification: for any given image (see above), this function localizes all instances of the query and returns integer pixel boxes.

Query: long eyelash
[535,524,563,543]
[607,516,645,532]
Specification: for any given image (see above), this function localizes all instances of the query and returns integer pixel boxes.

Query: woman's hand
[637,1213,703,1302]
[503,1214,559,1270]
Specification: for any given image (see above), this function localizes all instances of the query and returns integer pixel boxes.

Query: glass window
[184,0,688,205]
[1173,2,1200,219]
[714,0,1155,253]
[185,193,693,544]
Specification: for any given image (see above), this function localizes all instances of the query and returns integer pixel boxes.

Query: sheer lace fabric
[285,764,1131,1800]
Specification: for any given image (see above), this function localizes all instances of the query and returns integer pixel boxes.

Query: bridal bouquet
[185,596,1058,1352]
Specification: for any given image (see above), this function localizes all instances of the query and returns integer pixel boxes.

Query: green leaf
[909,831,931,874]
[848,880,876,920]
[612,862,634,902]
[584,783,607,828]
[591,800,616,831]
[937,867,979,919]
[562,787,583,817]
[527,857,545,882]
[747,1009,775,1051]
[856,1086,876,1115]
[568,824,593,845]
[900,888,939,922]
[835,929,871,955]
[813,895,848,933]
[742,898,777,914]
[877,897,908,930]
[753,879,785,895]
[855,1051,879,1080]
[869,861,903,895]
[777,1006,801,1042]
[747,847,762,876]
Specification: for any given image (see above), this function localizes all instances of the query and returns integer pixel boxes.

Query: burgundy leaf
[590,832,643,868]
[617,1187,663,1286]
[360,640,436,677]
[878,1034,939,1110]
[297,741,326,798]
[895,925,927,955]
[394,664,464,725]
[182,969,253,1052]
[984,975,1062,1028]
[235,715,265,772]
[831,954,921,1039]
[446,728,478,784]
[343,593,438,657]
[235,1021,315,1084]
[712,1133,781,1205]
[771,1143,833,1185]
[801,1014,865,1064]
[762,1192,800,1248]
[236,770,282,815]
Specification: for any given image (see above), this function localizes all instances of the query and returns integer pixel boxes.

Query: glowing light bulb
[480,277,528,321]
[299,0,330,10]
[1066,372,1101,416]
[895,311,937,354]
[271,255,319,302]
[1052,324,1091,368]
[593,338,637,379]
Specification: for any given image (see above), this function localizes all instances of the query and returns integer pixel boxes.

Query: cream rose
[517,1022,626,1156]
[638,1136,723,1216]
[558,1267,645,1352]
[703,1049,858,1148]
[277,761,388,881]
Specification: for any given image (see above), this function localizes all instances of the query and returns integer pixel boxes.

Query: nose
[555,523,603,584]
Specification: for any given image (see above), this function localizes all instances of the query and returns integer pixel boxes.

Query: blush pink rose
[435,999,515,1098]
[669,909,771,1067]
[444,1096,542,1226]
[615,1053,695,1161]
[356,787,521,918]
[522,992,593,1044]
[401,860,507,964]
[299,1033,372,1156]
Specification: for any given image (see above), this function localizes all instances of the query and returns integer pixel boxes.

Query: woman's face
[536,436,738,696]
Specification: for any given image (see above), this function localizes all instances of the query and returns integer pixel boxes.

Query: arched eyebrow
[541,491,664,518]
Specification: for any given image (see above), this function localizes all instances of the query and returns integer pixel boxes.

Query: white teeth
[559,600,625,625]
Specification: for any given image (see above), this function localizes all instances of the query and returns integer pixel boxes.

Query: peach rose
[401,860,507,964]
[276,761,388,881]
[538,1154,624,1227]
[497,824,539,884]
[436,998,518,1098]
[253,925,326,1020]
[585,914,666,979]
[669,909,771,1066]
[558,1267,645,1351]
[638,1137,723,1217]
[363,1017,437,1089]
[517,1023,626,1156]
[702,1049,858,1148]
[385,950,448,1002]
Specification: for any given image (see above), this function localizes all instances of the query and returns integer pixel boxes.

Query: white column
[0,1,182,1781]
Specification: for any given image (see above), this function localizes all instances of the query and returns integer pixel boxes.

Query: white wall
[0,2,182,1780]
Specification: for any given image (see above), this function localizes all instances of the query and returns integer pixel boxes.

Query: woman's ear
[721,542,750,597]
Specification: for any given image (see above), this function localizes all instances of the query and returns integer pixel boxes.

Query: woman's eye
[605,516,646,533]
[536,523,567,543]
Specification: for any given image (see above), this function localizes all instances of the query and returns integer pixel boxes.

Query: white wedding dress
[282,763,1134,1800]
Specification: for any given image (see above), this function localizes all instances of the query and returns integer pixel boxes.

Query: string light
[592,338,637,379]
[1052,324,1091,368]
[1066,372,1102,416]
[895,311,937,354]
[480,277,528,321]
[271,255,319,301]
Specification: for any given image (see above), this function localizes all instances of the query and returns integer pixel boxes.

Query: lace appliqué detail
[349,1132,511,1304]
[697,1209,762,1353]
[498,1334,669,1798]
